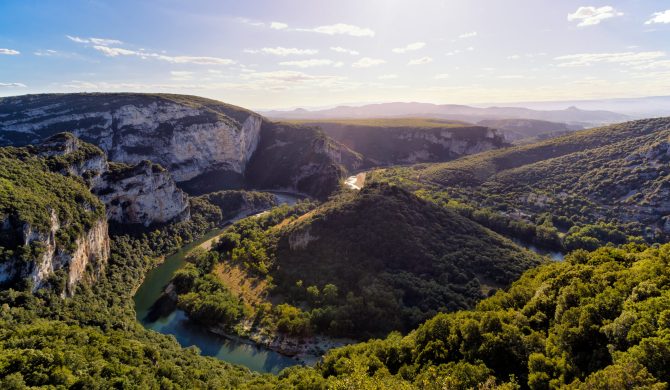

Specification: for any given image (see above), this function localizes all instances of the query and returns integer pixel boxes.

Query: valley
[1,91,670,389]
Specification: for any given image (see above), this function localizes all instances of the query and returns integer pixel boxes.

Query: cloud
[170,71,195,80]
[245,47,318,56]
[0,82,26,88]
[645,10,670,24]
[93,45,136,57]
[91,45,235,65]
[270,22,288,30]
[331,46,359,55]
[434,73,450,79]
[555,51,665,67]
[507,54,521,60]
[0,48,20,55]
[498,75,525,79]
[34,49,58,57]
[458,31,477,39]
[239,70,357,91]
[378,74,398,79]
[279,59,335,68]
[567,6,623,27]
[66,35,122,45]
[299,23,374,37]
[236,17,265,27]
[352,57,386,68]
[392,42,426,54]
[408,56,433,65]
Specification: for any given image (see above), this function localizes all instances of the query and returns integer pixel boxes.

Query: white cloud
[270,22,288,30]
[170,71,194,80]
[0,48,20,55]
[408,56,433,65]
[567,6,623,27]
[645,10,670,24]
[66,35,122,45]
[93,45,136,57]
[352,57,386,68]
[91,45,235,65]
[331,46,359,55]
[246,47,319,56]
[434,73,450,79]
[446,49,461,56]
[34,49,58,56]
[0,82,26,87]
[555,51,665,67]
[378,74,398,79]
[458,31,478,39]
[507,54,521,60]
[300,23,374,37]
[498,75,525,79]
[236,18,265,27]
[279,59,335,68]
[392,42,426,54]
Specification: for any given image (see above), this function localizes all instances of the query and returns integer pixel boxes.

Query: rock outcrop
[35,133,190,227]
[95,161,190,226]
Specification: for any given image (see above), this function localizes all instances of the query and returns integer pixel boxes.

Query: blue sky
[1,0,669,109]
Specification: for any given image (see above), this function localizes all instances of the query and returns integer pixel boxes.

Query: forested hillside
[372,117,670,252]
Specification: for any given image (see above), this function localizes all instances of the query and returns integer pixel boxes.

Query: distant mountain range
[477,95,670,118]
[262,102,629,126]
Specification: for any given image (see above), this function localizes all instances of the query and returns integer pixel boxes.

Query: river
[133,192,304,374]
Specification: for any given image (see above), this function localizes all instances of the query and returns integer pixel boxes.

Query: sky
[1,0,669,110]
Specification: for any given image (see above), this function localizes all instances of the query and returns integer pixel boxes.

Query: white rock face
[0,97,263,183]
[94,162,190,226]
[1,211,110,296]
[36,133,190,227]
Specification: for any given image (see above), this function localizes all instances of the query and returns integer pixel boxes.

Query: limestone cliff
[35,133,190,227]
[0,93,262,186]
[245,121,363,199]
[95,161,190,226]
[288,121,507,166]
[0,148,111,295]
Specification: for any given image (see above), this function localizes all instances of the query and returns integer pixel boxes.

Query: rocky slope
[294,119,506,166]
[0,147,110,295]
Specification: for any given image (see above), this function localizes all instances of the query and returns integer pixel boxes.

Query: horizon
[1,0,670,109]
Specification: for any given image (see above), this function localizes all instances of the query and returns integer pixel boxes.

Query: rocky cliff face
[0,93,262,185]
[296,121,507,166]
[245,121,363,199]
[0,211,109,296]
[35,133,190,227]
[95,161,190,226]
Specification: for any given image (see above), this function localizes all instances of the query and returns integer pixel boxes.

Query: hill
[284,118,506,166]
[174,183,543,339]
[373,117,670,251]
